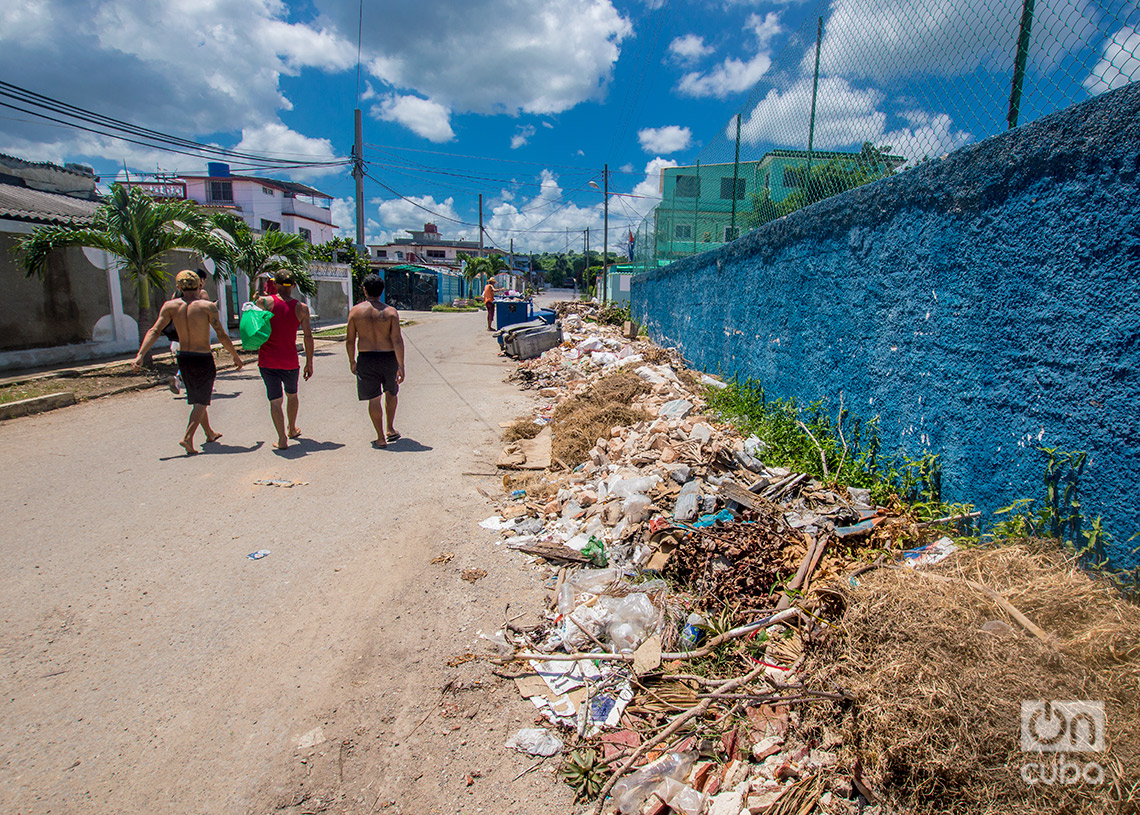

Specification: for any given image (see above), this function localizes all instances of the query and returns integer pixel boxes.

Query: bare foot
[275,438,289,450]
[287,429,302,439]
[179,439,199,455]
[371,439,387,449]
[205,432,223,443]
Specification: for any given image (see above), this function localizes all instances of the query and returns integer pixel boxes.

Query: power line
[0,80,350,167]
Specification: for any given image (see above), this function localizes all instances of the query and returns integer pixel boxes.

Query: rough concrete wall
[1,238,110,351]
[632,82,1140,568]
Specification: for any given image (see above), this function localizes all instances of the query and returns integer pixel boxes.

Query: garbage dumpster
[495,300,531,331]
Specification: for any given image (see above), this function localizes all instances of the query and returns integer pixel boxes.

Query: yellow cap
[176,270,201,290]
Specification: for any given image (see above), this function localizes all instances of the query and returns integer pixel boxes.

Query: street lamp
[588,164,609,304]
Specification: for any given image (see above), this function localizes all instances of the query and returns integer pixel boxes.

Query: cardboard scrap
[498,426,552,470]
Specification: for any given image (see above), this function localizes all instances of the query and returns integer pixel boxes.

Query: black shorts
[356,351,399,400]
[177,351,216,406]
[260,366,300,401]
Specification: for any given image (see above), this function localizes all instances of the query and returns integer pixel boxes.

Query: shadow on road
[384,437,432,453]
[158,440,265,461]
[271,438,346,459]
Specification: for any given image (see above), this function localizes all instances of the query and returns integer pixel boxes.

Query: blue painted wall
[632,82,1140,568]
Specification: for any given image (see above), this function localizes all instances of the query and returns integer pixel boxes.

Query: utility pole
[478,193,484,258]
[353,108,365,253]
[730,114,742,240]
[585,227,590,293]
[602,163,609,305]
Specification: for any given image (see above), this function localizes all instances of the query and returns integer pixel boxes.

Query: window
[262,185,275,196]
[260,219,280,232]
[396,251,405,260]
[298,227,312,243]
[375,249,387,258]
[720,177,745,200]
[674,175,700,197]
[723,226,740,242]
[783,167,808,188]
[674,224,693,240]
[209,181,233,202]
[426,249,446,259]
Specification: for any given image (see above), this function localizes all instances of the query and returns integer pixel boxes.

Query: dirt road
[0,308,575,814]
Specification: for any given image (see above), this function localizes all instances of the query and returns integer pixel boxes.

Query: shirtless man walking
[133,270,244,454]
[345,273,405,447]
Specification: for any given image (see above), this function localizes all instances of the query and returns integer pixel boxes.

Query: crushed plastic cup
[247,549,270,560]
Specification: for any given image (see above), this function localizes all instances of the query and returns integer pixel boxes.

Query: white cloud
[542,121,555,129]
[331,197,357,240]
[881,111,973,165]
[0,0,354,167]
[669,34,714,63]
[375,194,466,238]
[349,0,632,115]
[737,76,972,165]
[1085,27,1140,95]
[638,125,693,153]
[737,76,885,149]
[818,0,1100,81]
[677,13,780,97]
[235,122,341,178]
[511,125,537,149]
[374,94,455,142]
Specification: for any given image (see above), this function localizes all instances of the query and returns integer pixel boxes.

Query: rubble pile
[476,307,1139,815]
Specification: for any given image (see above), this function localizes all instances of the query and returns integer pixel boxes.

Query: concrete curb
[0,391,77,420]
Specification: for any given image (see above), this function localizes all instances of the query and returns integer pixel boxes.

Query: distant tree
[18,183,213,363]
[203,211,313,297]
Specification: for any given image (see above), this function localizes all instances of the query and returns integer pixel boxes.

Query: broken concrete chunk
[658,399,694,420]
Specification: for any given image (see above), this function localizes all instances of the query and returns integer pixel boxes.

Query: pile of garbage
[478,307,1140,815]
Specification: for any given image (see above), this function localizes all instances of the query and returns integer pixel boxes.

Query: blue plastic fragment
[693,509,735,528]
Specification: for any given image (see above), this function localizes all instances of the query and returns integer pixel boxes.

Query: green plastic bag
[239,304,273,350]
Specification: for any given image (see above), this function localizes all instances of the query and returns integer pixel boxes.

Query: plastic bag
[505,728,563,756]
[606,593,659,653]
[622,494,652,523]
[239,302,273,350]
[611,752,697,815]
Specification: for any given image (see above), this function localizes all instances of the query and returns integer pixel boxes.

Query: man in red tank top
[255,270,314,450]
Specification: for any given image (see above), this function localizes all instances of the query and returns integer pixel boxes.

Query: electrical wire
[0,80,349,167]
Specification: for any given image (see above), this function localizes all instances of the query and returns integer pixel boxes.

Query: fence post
[1008,0,1036,128]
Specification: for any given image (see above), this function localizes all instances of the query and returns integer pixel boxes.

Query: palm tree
[19,184,212,360]
[203,212,314,297]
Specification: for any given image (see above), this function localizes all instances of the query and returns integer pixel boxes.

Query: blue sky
[1,0,1136,253]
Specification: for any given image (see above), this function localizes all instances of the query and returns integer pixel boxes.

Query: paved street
[0,307,570,814]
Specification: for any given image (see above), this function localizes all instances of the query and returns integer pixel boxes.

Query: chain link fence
[631,0,1139,272]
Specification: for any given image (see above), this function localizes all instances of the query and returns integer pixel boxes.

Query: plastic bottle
[681,612,705,650]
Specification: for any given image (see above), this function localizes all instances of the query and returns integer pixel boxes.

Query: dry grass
[502,416,547,442]
[550,370,651,467]
[801,541,1140,814]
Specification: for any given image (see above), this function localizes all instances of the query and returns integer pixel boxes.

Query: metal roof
[0,182,99,226]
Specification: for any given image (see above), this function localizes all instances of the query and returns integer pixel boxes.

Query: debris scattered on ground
[472,302,1139,815]
[461,568,488,583]
[431,552,455,564]
[247,549,271,560]
[254,478,308,488]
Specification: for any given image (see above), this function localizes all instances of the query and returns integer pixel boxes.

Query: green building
[653,147,904,261]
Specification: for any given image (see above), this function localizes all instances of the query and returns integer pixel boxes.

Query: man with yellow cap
[133,270,244,454]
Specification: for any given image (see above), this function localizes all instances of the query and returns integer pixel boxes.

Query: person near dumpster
[254,269,314,450]
[132,269,244,455]
[345,273,405,448]
[482,279,499,330]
